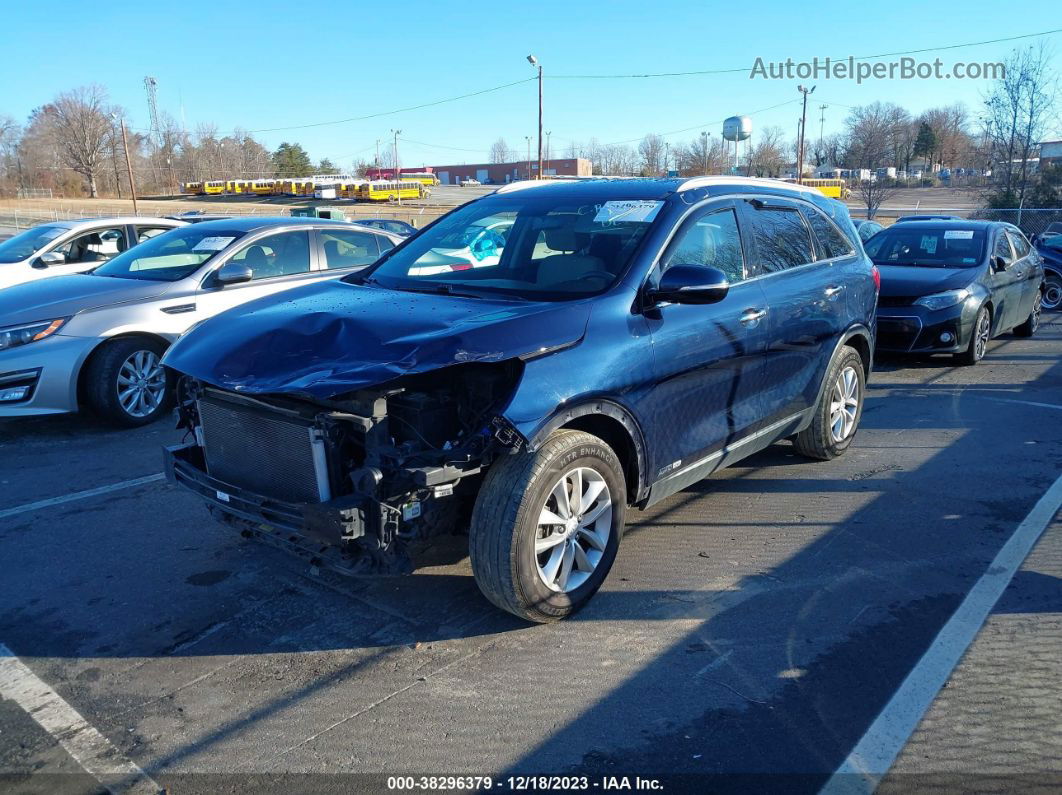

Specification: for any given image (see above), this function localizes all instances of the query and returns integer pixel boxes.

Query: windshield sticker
[594,200,663,225]
[963,258,977,263]
[944,230,974,239]
[920,235,938,254]
[192,236,236,252]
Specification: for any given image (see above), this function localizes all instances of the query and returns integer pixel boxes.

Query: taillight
[871,264,881,292]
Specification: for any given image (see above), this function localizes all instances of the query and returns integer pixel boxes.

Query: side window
[1006,230,1030,258]
[661,208,745,282]
[320,229,382,269]
[230,231,311,279]
[57,226,129,263]
[378,235,395,253]
[804,208,855,260]
[746,205,815,273]
[136,226,172,243]
[993,232,1014,265]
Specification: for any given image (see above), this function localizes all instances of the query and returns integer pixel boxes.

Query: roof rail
[677,175,822,195]
[493,180,556,194]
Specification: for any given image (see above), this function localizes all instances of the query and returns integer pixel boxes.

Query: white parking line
[0,474,165,521]
[0,643,160,794]
[821,472,1062,794]
[983,397,1062,411]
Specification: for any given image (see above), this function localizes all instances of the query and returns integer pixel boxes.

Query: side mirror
[35,251,66,268]
[214,262,254,286]
[649,265,730,306]
[991,256,1008,272]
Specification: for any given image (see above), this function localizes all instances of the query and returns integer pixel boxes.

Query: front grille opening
[197,394,330,503]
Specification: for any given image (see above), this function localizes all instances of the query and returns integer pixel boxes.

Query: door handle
[824,285,843,299]
[741,308,767,326]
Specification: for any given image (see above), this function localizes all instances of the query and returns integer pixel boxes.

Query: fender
[800,323,874,434]
[524,398,650,502]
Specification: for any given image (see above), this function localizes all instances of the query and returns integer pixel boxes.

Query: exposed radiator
[197,394,331,504]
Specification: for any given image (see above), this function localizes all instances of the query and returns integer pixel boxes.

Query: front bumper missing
[165,442,369,547]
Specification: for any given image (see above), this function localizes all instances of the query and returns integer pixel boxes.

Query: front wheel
[956,305,991,365]
[83,338,172,427]
[793,346,866,461]
[469,430,625,623]
[1040,273,1061,312]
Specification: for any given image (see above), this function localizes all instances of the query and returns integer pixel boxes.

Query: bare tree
[638,134,665,176]
[489,137,511,163]
[982,43,1057,205]
[748,126,787,177]
[46,85,116,197]
[857,178,899,220]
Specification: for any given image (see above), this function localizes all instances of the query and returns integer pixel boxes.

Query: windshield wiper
[389,283,487,299]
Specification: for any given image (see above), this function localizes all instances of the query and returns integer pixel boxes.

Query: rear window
[864,227,987,268]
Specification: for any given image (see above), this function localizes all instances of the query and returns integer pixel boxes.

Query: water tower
[722,115,752,174]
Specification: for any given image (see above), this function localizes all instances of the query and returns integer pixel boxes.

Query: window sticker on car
[920,235,938,254]
[192,236,236,252]
[594,200,663,225]
[963,258,977,263]
[944,230,974,239]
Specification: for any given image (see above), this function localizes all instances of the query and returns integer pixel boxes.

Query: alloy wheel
[974,310,990,360]
[535,467,612,593]
[829,366,860,443]
[116,350,166,418]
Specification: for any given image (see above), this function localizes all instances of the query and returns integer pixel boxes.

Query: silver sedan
[0,217,401,426]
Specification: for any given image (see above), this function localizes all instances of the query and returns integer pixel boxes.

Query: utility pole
[525,136,532,180]
[119,118,138,215]
[528,55,543,179]
[818,104,828,164]
[375,139,380,177]
[701,131,708,175]
[796,85,816,184]
[391,129,401,203]
[545,131,552,175]
[664,141,670,176]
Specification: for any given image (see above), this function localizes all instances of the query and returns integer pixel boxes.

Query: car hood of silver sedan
[0,274,172,326]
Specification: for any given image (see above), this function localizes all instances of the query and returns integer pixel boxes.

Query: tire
[469,430,626,623]
[793,346,866,461]
[955,305,991,366]
[1043,273,1062,312]
[1013,291,1042,338]
[83,338,172,427]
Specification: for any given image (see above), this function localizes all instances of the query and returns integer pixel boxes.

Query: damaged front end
[164,361,525,574]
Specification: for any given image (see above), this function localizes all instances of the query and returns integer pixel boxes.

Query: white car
[0,217,186,290]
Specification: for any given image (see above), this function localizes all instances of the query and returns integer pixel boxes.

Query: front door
[639,200,768,484]
[987,229,1025,331]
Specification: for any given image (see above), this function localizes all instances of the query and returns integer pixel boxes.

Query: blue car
[162,177,878,621]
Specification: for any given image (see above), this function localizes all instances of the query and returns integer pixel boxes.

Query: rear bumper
[165,442,369,545]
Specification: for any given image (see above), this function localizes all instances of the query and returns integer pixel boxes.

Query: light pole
[797,84,816,184]
[524,136,532,180]
[701,131,708,175]
[527,55,543,179]
[545,131,552,176]
[664,142,670,176]
[391,129,401,202]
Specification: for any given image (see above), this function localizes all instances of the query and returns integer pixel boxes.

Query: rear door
[1006,228,1041,319]
[738,197,852,426]
[315,228,392,273]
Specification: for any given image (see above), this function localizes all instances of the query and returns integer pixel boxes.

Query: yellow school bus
[181,181,203,195]
[785,178,850,199]
[399,172,439,187]
[249,179,276,195]
[338,180,366,199]
[358,181,424,202]
[202,180,226,195]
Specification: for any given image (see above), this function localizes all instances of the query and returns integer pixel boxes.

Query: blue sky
[1,0,1059,169]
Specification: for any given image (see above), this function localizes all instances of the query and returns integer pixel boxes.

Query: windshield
[93,226,246,281]
[0,224,68,263]
[864,227,986,268]
[355,195,660,300]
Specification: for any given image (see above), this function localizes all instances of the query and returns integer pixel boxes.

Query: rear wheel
[956,305,990,365]
[1013,291,1042,338]
[469,430,625,623]
[793,346,865,461]
[84,338,172,427]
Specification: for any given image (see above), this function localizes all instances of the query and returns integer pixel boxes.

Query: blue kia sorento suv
[162,177,879,622]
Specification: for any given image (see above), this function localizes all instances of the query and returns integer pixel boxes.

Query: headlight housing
[914,289,970,311]
[0,318,68,352]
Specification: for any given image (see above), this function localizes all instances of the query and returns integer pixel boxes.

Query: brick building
[431,158,592,185]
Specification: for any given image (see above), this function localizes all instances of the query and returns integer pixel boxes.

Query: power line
[398,137,484,153]
[549,28,1062,79]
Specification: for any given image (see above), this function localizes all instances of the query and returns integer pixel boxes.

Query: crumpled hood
[163,280,591,398]
[0,274,171,326]
[877,264,979,297]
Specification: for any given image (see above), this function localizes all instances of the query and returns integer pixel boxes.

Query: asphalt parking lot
[1,314,1060,794]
